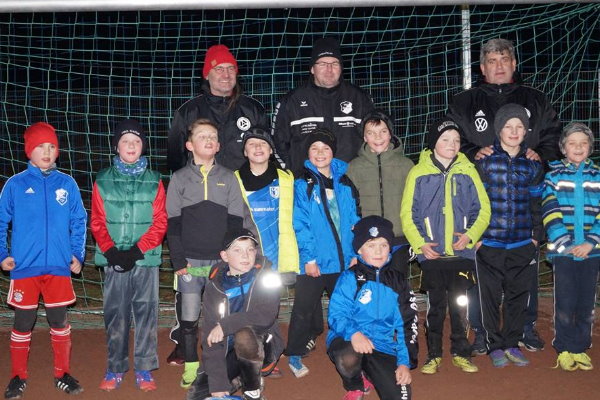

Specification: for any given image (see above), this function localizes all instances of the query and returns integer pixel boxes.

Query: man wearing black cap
[168,44,269,172]
[272,36,375,175]
[446,38,560,353]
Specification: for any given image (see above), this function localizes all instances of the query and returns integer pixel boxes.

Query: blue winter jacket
[293,158,360,274]
[327,260,418,368]
[476,141,545,247]
[542,158,600,259]
[0,163,87,279]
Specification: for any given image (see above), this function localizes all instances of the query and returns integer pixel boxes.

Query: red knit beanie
[203,44,238,79]
[24,122,59,158]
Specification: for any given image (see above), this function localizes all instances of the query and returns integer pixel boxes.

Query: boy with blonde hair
[167,118,252,389]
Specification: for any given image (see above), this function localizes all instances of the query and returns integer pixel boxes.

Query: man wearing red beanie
[167,44,268,173]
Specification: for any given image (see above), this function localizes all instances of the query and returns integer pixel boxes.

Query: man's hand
[351,332,375,354]
[1,257,15,271]
[570,243,594,259]
[207,324,225,347]
[474,146,494,160]
[70,256,82,274]
[395,365,412,385]
[305,262,321,277]
[452,233,471,251]
[525,148,541,162]
[420,243,440,260]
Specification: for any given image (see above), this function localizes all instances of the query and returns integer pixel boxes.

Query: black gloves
[104,245,144,273]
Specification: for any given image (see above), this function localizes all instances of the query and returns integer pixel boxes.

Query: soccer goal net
[0,2,598,326]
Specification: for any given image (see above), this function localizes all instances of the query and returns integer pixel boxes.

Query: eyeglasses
[314,61,341,69]
[213,65,236,74]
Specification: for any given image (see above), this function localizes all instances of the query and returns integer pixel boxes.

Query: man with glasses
[272,37,374,175]
[168,44,269,172]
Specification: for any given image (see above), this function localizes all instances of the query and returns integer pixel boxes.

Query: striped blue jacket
[542,158,600,259]
[476,141,545,247]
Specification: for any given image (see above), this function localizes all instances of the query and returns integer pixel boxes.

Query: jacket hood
[303,157,348,179]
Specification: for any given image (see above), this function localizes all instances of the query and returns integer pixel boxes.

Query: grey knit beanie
[494,103,529,137]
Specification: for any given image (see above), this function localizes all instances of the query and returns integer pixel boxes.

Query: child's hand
[1,257,15,271]
[474,145,494,160]
[420,243,440,259]
[569,243,594,259]
[175,264,191,276]
[452,232,470,250]
[351,332,374,354]
[210,392,229,398]
[395,365,411,385]
[305,262,321,277]
[70,256,82,274]
[207,324,224,347]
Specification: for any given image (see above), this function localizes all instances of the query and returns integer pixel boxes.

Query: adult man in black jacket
[272,37,374,175]
[167,44,269,172]
[447,38,561,355]
[447,38,561,163]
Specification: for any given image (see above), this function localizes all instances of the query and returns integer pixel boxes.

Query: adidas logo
[25,187,35,194]
[475,110,486,117]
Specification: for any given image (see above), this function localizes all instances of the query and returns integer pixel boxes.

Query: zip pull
[218,301,226,319]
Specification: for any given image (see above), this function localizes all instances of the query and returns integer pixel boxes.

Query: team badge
[237,117,251,131]
[369,227,379,237]
[358,288,372,305]
[13,290,24,303]
[474,117,488,132]
[182,274,193,283]
[55,188,68,206]
[340,101,353,114]
[269,186,280,199]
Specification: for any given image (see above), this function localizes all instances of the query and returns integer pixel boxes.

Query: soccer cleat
[505,347,529,367]
[471,332,487,356]
[555,351,578,372]
[519,328,545,352]
[167,346,185,366]
[301,338,317,358]
[362,373,374,395]
[572,353,593,371]
[242,388,265,400]
[288,356,309,378]
[489,349,509,368]
[4,376,26,400]
[135,370,157,392]
[452,356,479,373]
[99,371,124,391]
[54,373,83,395]
[264,366,282,379]
[420,357,442,374]
[181,361,200,389]
[342,390,365,400]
